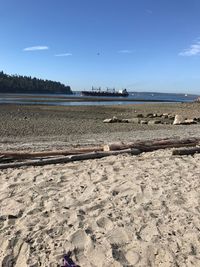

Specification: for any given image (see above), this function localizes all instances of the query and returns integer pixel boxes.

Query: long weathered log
[0,146,103,159]
[103,138,200,151]
[2,138,199,160]
[1,137,199,169]
[0,148,141,169]
[0,157,16,163]
[134,143,199,152]
[172,147,200,156]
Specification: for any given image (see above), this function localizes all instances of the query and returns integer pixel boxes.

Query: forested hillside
[0,71,72,94]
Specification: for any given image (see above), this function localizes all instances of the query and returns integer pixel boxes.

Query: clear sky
[0,0,200,93]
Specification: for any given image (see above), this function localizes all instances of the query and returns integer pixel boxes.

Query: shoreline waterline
[0,92,197,106]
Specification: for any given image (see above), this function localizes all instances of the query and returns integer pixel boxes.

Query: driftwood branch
[172,147,200,156]
[0,148,141,169]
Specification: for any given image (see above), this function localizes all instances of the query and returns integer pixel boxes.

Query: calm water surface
[0,92,198,106]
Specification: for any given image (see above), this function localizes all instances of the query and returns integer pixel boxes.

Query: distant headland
[0,71,72,94]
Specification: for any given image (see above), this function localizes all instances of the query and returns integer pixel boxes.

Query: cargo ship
[81,87,129,97]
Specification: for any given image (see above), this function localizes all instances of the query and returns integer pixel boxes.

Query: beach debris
[168,114,175,120]
[148,120,162,125]
[103,113,198,125]
[112,116,120,122]
[162,113,169,118]
[173,115,196,125]
[172,147,200,156]
[173,115,185,125]
[0,146,103,158]
[112,117,119,122]
[136,113,144,118]
[194,96,200,102]
[194,117,199,122]
[146,113,154,118]
[140,120,148,124]
[127,118,140,123]
[103,118,113,123]
[121,119,129,123]
[103,116,129,123]
[61,252,80,267]
[0,138,200,169]
[0,149,140,169]
[184,119,196,125]
[103,138,200,152]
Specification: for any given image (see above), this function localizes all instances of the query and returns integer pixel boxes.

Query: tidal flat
[0,103,200,144]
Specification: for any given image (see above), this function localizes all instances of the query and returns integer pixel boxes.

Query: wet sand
[0,102,200,143]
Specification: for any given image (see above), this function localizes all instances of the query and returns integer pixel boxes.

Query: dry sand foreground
[1,149,200,266]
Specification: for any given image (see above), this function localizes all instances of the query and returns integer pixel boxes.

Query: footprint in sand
[96,217,113,231]
[69,229,93,251]
[107,227,130,246]
[125,250,140,265]
[111,244,129,266]
[154,247,174,267]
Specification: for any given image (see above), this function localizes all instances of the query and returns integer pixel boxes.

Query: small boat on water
[81,87,129,97]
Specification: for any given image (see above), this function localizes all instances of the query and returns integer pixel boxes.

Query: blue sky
[0,0,200,93]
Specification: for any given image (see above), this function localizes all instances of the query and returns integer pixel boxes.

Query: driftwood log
[0,146,103,159]
[0,137,200,169]
[172,147,200,156]
[103,138,200,152]
[1,138,198,160]
[0,148,141,169]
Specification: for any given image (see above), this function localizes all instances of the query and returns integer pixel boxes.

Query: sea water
[0,92,198,106]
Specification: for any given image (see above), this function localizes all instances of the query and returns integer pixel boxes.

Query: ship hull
[81,91,129,97]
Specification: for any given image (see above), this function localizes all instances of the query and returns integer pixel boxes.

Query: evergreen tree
[0,71,72,94]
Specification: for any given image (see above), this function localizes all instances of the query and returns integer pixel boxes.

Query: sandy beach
[1,103,200,266]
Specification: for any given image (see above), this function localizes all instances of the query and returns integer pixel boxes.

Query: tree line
[0,71,72,94]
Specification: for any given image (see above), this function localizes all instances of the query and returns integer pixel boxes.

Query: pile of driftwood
[0,138,200,169]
